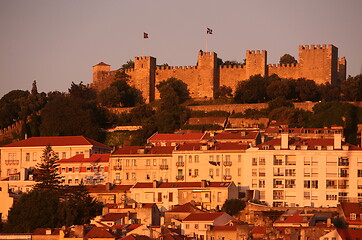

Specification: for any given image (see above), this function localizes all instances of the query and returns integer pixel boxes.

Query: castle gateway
[92,44,346,103]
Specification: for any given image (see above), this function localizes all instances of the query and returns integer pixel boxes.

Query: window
[312,180,318,189]
[216,169,220,176]
[158,192,162,202]
[259,180,265,188]
[146,159,150,166]
[252,158,257,166]
[358,170,362,177]
[100,166,104,172]
[188,169,192,176]
[189,155,192,163]
[186,224,189,229]
[326,194,337,200]
[286,155,296,165]
[304,192,310,200]
[131,172,136,180]
[169,192,173,202]
[68,179,72,184]
[209,169,214,177]
[209,155,214,162]
[126,159,130,167]
[75,179,79,184]
[33,152,37,161]
[350,213,357,220]
[26,153,30,161]
[274,156,283,165]
[285,179,296,188]
[238,168,241,176]
[238,155,242,162]
[252,169,257,177]
[153,159,157,166]
[259,168,265,177]
[259,157,265,165]
[304,180,311,188]
[195,155,199,163]
[194,224,198,229]
[194,169,199,177]
[68,167,73,172]
[225,155,230,162]
[125,173,129,180]
[62,152,66,159]
[285,169,296,177]
[75,167,79,172]
[62,167,66,172]
[132,159,136,166]
[217,192,221,202]
[115,173,120,180]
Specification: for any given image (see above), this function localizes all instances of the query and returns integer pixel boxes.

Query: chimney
[334,133,342,149]
[281,133,289,149]
[327,218,332,227]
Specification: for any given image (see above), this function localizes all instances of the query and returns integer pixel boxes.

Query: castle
[92,44,346,103]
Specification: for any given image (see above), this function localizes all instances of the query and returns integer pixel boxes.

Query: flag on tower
[144,32,149,38]
[206,28,213,34]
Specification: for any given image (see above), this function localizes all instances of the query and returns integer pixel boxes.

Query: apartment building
[57,154,110,185]
[0,136,111,180]
[109,146,174,185]
[244,133,362,207]
[171,143,249,190]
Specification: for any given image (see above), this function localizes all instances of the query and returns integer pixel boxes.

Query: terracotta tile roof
[211,131,259,140]
[85,226,114,238]
[2,136,111,149]
[58,154,109,163]
[337,228,362,240]
[113,146,174,155]
[86,184,132,192]
[106,203,155,209]
[188,117,226,125]
[167,203,204,213]
[132,182,232,189]
[274,210,313,224]
[340,202,362,224]
[183,212,225,221]
[101,213,128,221]
[111,224,143,231]
[251,226,266,234]
[94,62,110,67]
[147,133,206,142]
[175,142,249,151]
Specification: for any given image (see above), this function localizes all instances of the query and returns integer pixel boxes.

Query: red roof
[175,142,249,151]
[183,212,225,221]
[58,154,109,163]
[2,136,111,149]
[113,146,174,155]
[251,226,266,234]
[118,234,153,240]
[211,131,259,140]
[337,228,362,240]
[274,210,312,224]
[340,202,362,224]
[211,225,237,231]
[167,203,204,213]
[111,224,143,231]
[85,226,114,238]
[86,184,132,192]
[94,62,110,67]
[148,133,206,142]
[132,181,232,189]
[101,213,128,221]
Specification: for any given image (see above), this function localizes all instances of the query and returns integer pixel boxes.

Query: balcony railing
[113,166,122,170]
[327,185,337,189]
[223,161,232,167]
[338,185,349,189]
[5,160,19,165]
[339,173,349,178]
[176,175,184,181]
[259,173,266,177]
[113,179,121,184]
[176,162,184,167]
[273,185,284,188]
[273,173,284,177]
[223,175,232,180]
[160,165,169,170]
[273,196,284,200]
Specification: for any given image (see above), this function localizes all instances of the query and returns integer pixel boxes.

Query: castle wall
[219,65,248,93]
[246,50,267,77]
[267,63,301,79]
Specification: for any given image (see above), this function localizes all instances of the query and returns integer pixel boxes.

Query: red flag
[144,32,149,38]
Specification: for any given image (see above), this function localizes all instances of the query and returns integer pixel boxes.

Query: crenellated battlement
[219,64,245,69]
[156,65,198,70]
[198,51,214,56]
[246,50,266,55]
[124,68,135,74]
[135,56,154,60]
[299,44,335,50]
[338,57,346,64]
[268,63,300,68]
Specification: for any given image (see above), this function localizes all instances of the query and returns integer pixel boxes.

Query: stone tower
[197,51,218,99]
[92,62,111,91]
[299,44,338,85]
[246,50,267,77]
[132,56,156,103]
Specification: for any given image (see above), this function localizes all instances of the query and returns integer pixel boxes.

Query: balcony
[338,185,349,189]
[327,185,337,189]
[259,173,266,177]
[273,173,284,177]
[176,162,184,167]
[113,179,121,184]
[223,175,232,180]
[5,160,19,165]
[160,165,169,170]
[176,175,184,181]
[273,185,284,188]
[339,173,349,178]
[113,166,122,170]
[273,195,284,200]
[223,161,232,167]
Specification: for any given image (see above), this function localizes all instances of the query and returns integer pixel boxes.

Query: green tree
[156,77,190,104]
[33,145,61,191]
[318,83,340,102]
[121,60,134,70]
[215,85,233,98]
[221,199,246,216]
[295,78,320,102]
[69,81,97,101]
[341,74,362,101]
[279,54,297,65]
[234,75,271,103]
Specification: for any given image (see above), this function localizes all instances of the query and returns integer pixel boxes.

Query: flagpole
[206,31,208,52]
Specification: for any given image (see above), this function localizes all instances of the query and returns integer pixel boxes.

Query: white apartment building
[57,154,110,185]
[0,136,111,181]
[172,143,249,190]
[244,133,362,207]
[109,146,174,185]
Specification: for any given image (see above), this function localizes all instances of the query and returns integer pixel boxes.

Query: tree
[121,60,134,70]
[31,80,38,95]
[295,78,319,102]
[69,81,97,101]
[40,95,102,140]
[221,199,246,216]
[33,145,61,191]
[318,83,340,102]
[156,77,190,104]
[341,74,362,101]
[215,85,232,98]
[234,75,271,103]
[279,54,297,65]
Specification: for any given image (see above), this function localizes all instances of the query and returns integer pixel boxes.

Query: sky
[0,0,361,98]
